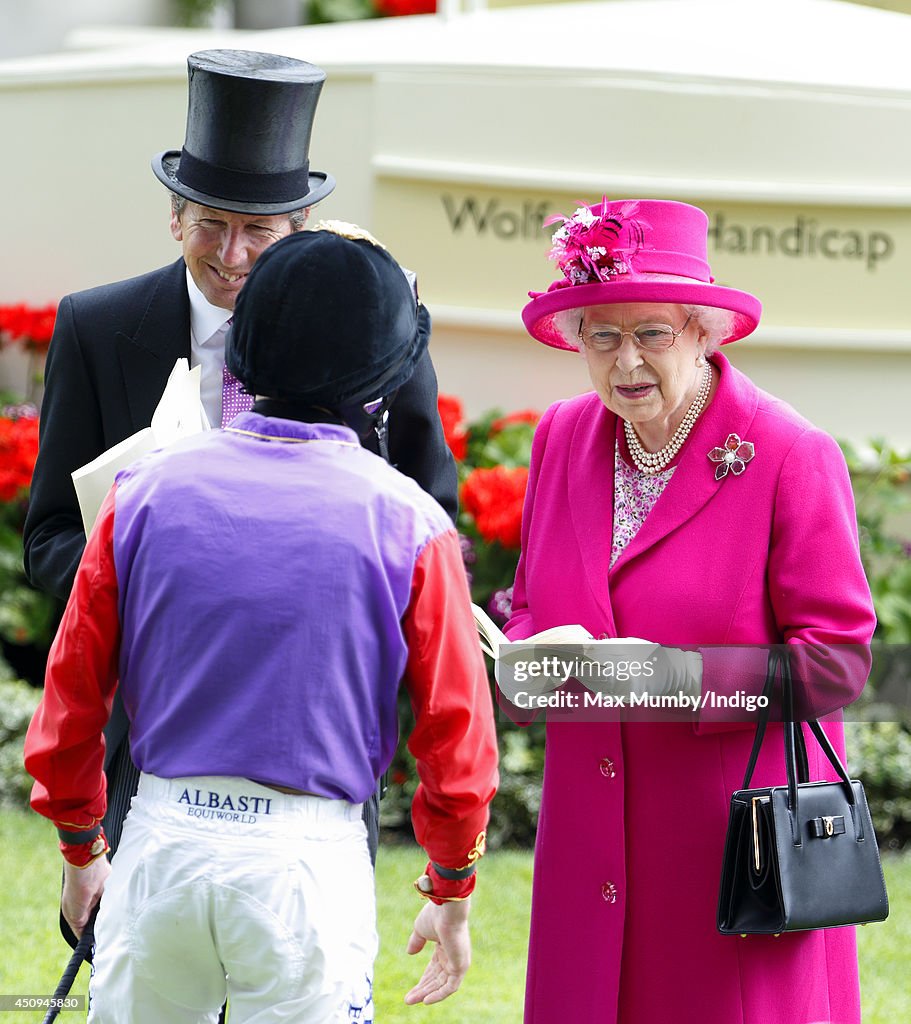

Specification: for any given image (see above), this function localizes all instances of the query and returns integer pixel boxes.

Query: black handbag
[717,648,889,935]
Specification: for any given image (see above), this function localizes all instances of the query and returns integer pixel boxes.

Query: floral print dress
[610,440,674,568]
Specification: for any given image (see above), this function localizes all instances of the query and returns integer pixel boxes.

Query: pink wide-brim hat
[522,199,761,351]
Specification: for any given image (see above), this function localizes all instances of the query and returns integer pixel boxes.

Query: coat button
[599,757,616,778]
[602,882,618,904]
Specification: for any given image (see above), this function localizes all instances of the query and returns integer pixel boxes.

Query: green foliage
[0,525,56,650]
[463,410,536,470]
[0,679,40,810]
[845,721,911,849]
[0,479,58,681]
[464,537,520,611]
[308,0,378,21]
[840,438,911,644]
[838,439,911,849]
[170,0,219,26]
[486,725,545,847]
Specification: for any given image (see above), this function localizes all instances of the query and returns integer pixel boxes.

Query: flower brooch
[708,433,755,480]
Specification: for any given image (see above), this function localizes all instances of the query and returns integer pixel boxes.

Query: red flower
[376,0,436,15]
[23,304,57,352]
[0,302,57,353]
[461,466,529,550]
[437,393,468,461]
[0,414,39,502]
[490,409,541,434]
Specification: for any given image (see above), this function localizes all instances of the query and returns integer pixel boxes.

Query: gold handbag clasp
[810,814,845,839]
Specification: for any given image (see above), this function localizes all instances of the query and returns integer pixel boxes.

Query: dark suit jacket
[24,258,459,604]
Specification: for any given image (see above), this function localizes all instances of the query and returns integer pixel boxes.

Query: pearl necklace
[623,364,712,475]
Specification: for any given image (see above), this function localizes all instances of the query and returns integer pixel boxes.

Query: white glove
[644,645,703,699]
[582,640,702,700]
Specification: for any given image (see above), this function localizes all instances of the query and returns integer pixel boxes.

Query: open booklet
[471,603,658,704]
[471,602,594,659]
[71,359,210,536]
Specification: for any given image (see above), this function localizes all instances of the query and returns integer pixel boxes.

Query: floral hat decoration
[522,198,762,351]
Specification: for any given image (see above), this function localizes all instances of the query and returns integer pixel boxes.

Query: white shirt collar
[186,267,232,347]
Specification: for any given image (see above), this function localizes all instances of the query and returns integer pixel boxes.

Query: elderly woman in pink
[506,199,875,1024]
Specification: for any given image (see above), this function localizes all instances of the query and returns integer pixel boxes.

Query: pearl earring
[696,353,707,367]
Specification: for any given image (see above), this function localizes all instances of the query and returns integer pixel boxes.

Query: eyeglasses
[579,314,693,353]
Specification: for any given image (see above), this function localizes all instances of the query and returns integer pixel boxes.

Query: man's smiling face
[170,201,297,310]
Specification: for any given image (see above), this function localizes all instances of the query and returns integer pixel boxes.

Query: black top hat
[152,49,335,215]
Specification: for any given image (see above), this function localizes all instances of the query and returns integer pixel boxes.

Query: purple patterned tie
[220,319,253,427]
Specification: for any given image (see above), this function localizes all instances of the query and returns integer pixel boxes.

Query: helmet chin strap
[335,392,398,461]
[330,343,415,459]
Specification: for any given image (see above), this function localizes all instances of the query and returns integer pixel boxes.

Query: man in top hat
[22,49,458,932]
[25,47,456,598]
[25,225,498,1023]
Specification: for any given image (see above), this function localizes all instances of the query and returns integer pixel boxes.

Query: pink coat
[505,354,876,1024]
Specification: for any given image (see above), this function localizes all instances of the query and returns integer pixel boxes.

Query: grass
[374,846,532,1022]
[857,851,911,1022]
[1,809,908,1022]
[0,810,532,1023]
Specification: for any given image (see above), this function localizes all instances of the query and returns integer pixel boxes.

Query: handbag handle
[780,651,861,843]
[741,649,808,789]
[742,648,861,844]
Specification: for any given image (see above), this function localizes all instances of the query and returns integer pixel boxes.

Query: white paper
[72,428,158,537]
[471,602,596,659]
[71,359,209,535]
[151,361,209,441]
